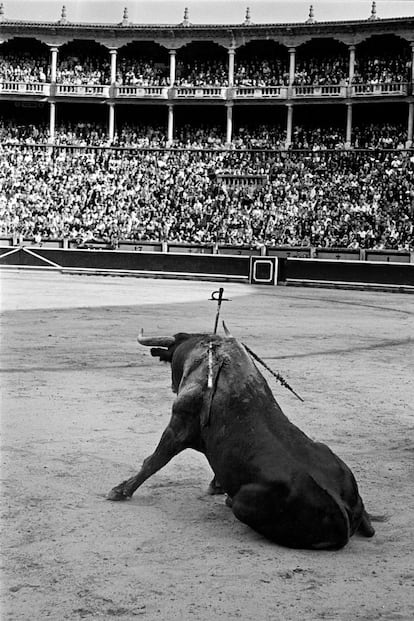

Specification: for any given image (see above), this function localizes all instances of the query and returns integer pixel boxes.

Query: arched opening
[233,106,286,147]
[295,38,349,85]
[176,42,227,86]
[0,100,49,141]
[174,105,226,145]
[235,40,289,86]
[114,105,167,146]
[54,102,109,145]
[291,105,346,148]
[352,103,408,147]
[0,37,49,82]
[58,40,110,84]
[117,42,169,86]
[354,35,411,84]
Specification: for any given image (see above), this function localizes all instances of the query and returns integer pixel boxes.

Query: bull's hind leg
[207,475,225,495]
[108,387,202,501]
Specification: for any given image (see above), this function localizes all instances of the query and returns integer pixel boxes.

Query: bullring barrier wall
[0,245,413,291]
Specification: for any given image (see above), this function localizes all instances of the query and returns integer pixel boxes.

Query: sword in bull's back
[210,288,230,334]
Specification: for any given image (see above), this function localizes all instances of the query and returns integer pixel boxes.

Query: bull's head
[138,329,207,392]
[137,330,176,362]
[138,330,205,393]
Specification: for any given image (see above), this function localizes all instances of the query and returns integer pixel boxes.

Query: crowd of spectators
[234,57,289,87]
[1,49,411,86]
[55,56,110,84]
[0,54,49,82]
[0,119,410,150]
[1,144,413,250]
[116,57,169,86]
[176,60,228,87]
[294,56,348,85]
[353,53,411,84]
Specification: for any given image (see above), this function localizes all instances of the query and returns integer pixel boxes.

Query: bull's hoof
[107,485,131,501]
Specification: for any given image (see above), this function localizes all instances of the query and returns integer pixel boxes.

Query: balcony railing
[115,85,169,98]
[234,86,287,99]
[174,86,227,99]
[351,82,409,96]
[292,84,347,97]
[55,84,110,97]
[0,81,50,95]
[0,80,410,100]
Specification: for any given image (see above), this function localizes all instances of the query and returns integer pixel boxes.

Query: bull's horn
[222,321,233,337]
[137,329,175,347]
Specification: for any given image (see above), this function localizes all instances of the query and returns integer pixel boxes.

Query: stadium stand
[0,8,413,253]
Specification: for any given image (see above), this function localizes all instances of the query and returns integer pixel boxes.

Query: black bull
[108,332,375,550]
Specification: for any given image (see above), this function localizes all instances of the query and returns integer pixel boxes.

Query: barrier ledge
[60,267,249,282]
[287,257,413,266]
[285,279,414,293]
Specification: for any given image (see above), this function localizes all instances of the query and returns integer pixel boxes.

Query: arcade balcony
[0,80,410,101]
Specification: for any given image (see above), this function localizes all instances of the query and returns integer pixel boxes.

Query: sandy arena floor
[1,270,413,620]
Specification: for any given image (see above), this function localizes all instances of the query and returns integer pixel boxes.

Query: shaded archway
[117,42,169,86]
[352,103,408,147]
[176,42,227,86]
[235,40,289,86]
[0,37,49,82]
[58,40,110,84]
[0,100,49,142]
[295,38,349,85]
[233,105,286,147]
[354,35,411,83]
[291,104,346,148]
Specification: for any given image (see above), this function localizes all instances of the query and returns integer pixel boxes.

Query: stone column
[108,102,115,142]
[411,43,414,83]
[49,46,59,82]
[226,103,233,144]
[346,102,352,147]
[348,45,356,84]
[407,101,413,148]
[49,101,56,142]
[285,103,293,147]
[228,48,235,87]
[109,49,117,83]
[288,47,296,85]
[169,50,176,86]
[167,104,174,144]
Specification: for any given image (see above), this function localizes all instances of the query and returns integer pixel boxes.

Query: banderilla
[242,343,304,403]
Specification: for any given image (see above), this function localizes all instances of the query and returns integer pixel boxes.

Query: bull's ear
[150,347,173,362]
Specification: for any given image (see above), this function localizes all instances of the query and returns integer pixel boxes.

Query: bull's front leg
[108,387,202,501]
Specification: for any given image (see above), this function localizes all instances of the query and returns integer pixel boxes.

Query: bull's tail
[357,511,388,537]
[357,510,375,537]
